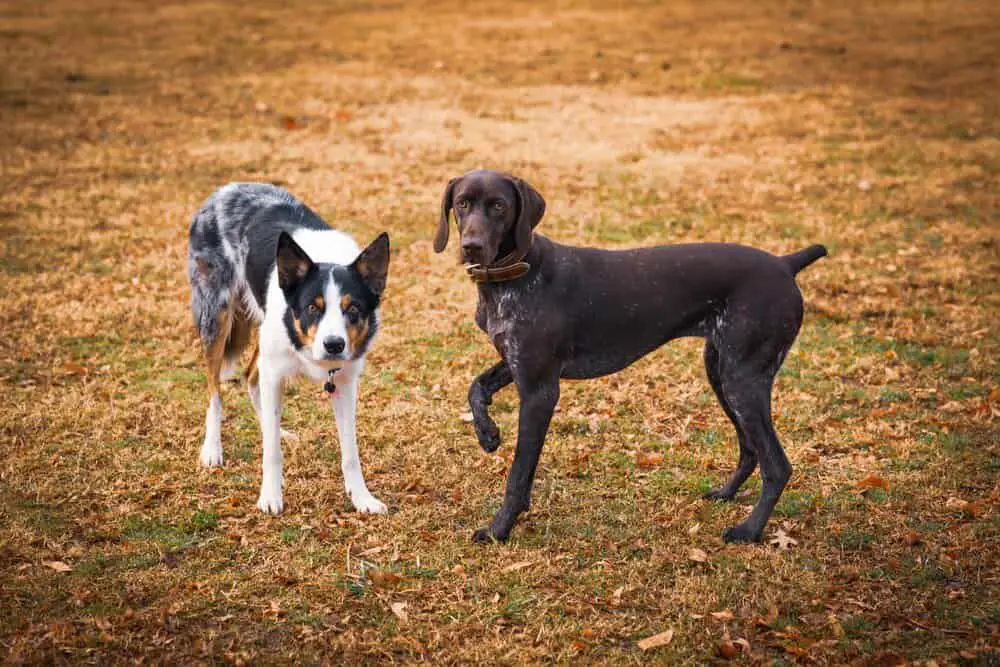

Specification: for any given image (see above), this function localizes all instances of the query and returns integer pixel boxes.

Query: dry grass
[2,0,999,664]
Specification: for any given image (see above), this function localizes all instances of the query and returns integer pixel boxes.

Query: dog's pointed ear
[276,231,314,292]
[352,232,390,297]
[434,176,461,253]
[511,176,545,257]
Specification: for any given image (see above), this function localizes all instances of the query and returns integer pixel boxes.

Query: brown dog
[436,169,826,544]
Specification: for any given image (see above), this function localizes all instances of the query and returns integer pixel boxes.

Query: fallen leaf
[61,363,87,376]
[279,115,301,130]
[637,628,674,651]
[581,628,595,639]
[716,639,738,659]
[856,474,890,491]
[367,570,403,587]
[903,531,923,546]
[711,609,735,622]
[389,602,408,623]
[733,637,751,653]
[944,497,969,511]
[459,411,474,423]
[688,548,709,563]
[636,451,664,468]
[770,528,798,551]
[501,560,534,573]
[43,561,72,573]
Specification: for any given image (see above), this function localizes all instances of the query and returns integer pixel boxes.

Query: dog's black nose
[461,239,484,261]
[323,336,345,355]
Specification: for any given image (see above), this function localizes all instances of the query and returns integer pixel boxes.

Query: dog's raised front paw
[475,421,501,453]
[350,491,388,515]
[199,441,223,467]
[722,523,762,544]
[256,485,284,514]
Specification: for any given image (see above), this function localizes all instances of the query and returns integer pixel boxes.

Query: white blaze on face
[312,272,349,362]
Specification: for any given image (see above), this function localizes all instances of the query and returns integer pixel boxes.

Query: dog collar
[465,246,531,284]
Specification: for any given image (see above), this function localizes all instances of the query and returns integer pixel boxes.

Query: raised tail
[782,244,828,275]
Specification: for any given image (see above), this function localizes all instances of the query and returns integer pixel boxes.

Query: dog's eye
[455,199,470,211]
[307,302,323,315]
[344,304,361,324]
[492,201,506,212]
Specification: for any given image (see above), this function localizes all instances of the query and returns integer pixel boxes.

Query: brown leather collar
[465,245,531,284]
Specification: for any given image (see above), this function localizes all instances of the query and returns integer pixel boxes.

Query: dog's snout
[461,238,487,263]
[323,336,345,356]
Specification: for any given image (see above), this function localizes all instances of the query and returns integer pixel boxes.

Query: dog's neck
[465,234,533,284]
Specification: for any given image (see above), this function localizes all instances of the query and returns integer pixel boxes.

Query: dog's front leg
[256,366,285,514]
[468,360,513,452]
[473,373,560,543]
[332,363,387,514]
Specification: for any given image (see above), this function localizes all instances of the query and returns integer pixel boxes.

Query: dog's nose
[461,239,484,260]
[323,336,345,356]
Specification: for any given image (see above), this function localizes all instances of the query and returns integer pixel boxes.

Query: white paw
[280,429,299,442]
[256,484,284,514]
[349,489,387,514]
[199,441,223,467]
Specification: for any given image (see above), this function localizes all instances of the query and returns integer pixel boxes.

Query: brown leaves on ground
[2,0,998,664]
[637,628,674,651]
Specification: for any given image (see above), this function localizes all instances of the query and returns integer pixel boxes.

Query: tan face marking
[292,316,318,349]
[347,314,369,357]
[313,296,325,312]
[340,295,369,357]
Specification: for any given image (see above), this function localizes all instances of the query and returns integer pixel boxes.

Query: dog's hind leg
[702,341,757,501]
[468,360,513,452]
[331,361,386,514]
[200,306,233,467]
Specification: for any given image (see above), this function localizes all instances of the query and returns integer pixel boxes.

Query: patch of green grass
[190,509,218,531]
[877,388,910,403]
[281,525,304,544]
[61,334,122,360]
[693,427,724,447]
[121,516,200,549]
[775,489,818,518]
[832,528,875,551]
[938,431,971,454]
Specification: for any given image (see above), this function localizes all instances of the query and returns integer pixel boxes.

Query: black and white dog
[188,183,390,515]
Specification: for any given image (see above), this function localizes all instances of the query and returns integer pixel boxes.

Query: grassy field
[2,0,998,663]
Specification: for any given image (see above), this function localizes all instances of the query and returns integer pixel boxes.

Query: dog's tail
[782,244,828,275]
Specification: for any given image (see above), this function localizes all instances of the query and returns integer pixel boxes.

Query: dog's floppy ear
[511,176,546,258]
[352,232,390,297]
[434,176,461,253]
[276,231,314,292]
